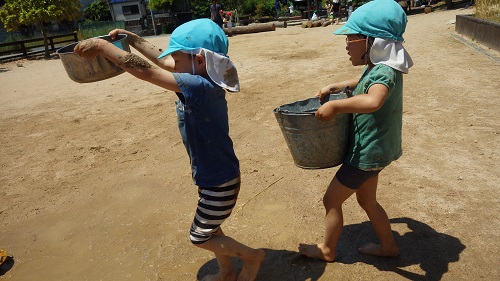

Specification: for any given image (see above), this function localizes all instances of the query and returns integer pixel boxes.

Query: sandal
[0,249,7,265]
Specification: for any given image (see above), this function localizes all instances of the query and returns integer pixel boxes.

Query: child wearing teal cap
[299,0,413,262]
[74,19,265,280]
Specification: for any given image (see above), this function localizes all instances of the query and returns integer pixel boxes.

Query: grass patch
[475,0,500,23]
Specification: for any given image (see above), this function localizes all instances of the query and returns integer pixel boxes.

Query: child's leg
[298,177,355,262]
[199,227,236,281]
[355,175,400,257]
[191,178,264,281]
[196,228,265,281]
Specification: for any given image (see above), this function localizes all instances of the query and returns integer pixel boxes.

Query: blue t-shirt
[173,73,239,186]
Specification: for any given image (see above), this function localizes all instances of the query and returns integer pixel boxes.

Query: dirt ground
[1,6,499,281]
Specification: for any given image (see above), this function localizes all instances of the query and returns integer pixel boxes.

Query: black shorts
[335,164,382,190]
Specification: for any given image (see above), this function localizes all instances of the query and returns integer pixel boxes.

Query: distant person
[347,0,354,18]
[332,0,341,24]
[224,11,233,36]
[298,0,413,262]
[73,19,265,281]
[326,0,333,20]
[210,0,224,28]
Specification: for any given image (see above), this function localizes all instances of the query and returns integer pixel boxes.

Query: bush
[239,0,276,18]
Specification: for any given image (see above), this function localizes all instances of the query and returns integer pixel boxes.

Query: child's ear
[195,54,206,68]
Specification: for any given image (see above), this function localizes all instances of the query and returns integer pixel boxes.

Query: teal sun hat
[333,0,407,42]
[158,19,240,92]
[158,18,228,58]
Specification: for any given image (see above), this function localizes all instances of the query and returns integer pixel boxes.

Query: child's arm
[108,29,175,72]
[315,78,359,100]
[315,84,388,121]
[74,38,181,93]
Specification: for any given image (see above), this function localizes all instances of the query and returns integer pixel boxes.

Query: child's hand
[108,29,130,40]
[315,85,333,100]
[74,39,106,58]
[315,101,337,122]
[108,29,122,40]
[315,84,345,100]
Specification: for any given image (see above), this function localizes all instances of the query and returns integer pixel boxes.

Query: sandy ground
[1,6,499,281]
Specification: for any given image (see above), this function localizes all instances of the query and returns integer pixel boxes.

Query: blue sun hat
[158,19,240,92]
[158,18,228,58]
[333,0,407,42]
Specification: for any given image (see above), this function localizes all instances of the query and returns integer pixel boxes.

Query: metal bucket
[274,93,351,169]
[57,34,130,83]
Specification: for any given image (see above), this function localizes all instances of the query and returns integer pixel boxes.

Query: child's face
[345,35,368,66]
[171,51,205,75]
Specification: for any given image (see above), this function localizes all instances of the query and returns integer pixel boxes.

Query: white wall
[111,1,147,21]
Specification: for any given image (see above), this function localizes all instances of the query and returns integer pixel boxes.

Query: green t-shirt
[344,64,403,170]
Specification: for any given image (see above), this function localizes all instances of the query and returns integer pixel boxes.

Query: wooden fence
[0,32,78,61]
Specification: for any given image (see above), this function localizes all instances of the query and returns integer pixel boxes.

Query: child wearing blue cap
[299,0,413,262]
[74,19,265,281]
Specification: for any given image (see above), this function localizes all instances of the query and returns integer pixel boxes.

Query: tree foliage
[0,0,82,31]
[147,0,176,11]
[0,0,82,58]
[190,0,240,18]
[240,0,274,18]
[84,0,112,22]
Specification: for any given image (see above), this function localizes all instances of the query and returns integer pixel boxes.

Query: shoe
[0,249,8,265]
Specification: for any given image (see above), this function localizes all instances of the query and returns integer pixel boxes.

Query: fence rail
[0,32,78,61]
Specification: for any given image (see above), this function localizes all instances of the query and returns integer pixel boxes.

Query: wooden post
[307,0,311,20]
[223,22,276,35]
[50,37,55,51]
[322,19,333,27]
[311,19,326,27]
[21,42,27,56]
[272,21,287,28]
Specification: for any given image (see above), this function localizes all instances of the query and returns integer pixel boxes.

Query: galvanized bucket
[57,34,130,83]
[274,93,351,169]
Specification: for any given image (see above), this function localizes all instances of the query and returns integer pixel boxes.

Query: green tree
[0,0,82,58]
[147,0,176,11]
[190,0,210,18]
[84,0,112,22]
[190,0,239,19]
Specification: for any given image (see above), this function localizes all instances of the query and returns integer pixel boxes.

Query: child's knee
[189,231,212,245]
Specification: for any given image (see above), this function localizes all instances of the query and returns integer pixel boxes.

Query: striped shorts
[189,176,240,244]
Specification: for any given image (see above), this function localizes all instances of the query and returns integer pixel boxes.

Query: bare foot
[357,242,400,257]
[237,249,265,281]
[201,271,237,281]
[298,243,335,262]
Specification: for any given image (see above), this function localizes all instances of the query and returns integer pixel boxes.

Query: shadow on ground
[0,256,15,276]
[336,217,466,281]
[197,248,327,281]
[197,217,465,281]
